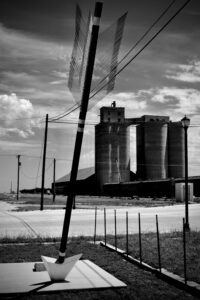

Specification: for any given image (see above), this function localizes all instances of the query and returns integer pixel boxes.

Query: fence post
[156,214,161,272]
[94,207,97,244]
[183,218,187,284]
[138,213,142,263]
[114,209,117,250]
[104,208,107,246]
[126,211,129,256]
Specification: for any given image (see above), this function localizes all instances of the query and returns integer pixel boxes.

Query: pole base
[41,254,82,282]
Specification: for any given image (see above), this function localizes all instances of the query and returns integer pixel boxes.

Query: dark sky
[1,0,199,40]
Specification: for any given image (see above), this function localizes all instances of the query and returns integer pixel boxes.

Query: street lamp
[181,115,190,230]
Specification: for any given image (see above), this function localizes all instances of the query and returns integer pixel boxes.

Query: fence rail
[93,207,199,288]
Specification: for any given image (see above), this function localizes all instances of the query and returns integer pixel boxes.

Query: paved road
[0,202,200,238]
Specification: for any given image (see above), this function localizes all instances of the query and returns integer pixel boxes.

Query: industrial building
[95,101,185,192]
[53,102,199,197]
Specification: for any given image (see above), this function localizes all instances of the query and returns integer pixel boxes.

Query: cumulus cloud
[0,23,73,107]
[89,87,200,123]
[0,93,36,138]
[166,60,200,83]
[150,87,200,115]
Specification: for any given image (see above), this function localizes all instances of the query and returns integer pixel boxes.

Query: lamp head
[181,115,190,129]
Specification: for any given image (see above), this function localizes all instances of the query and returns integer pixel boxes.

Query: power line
[90,0,178,95]
[0,1,193,126]
[21,160,54,180]
[48,103,78,122]
[0,153,73,160]
[50,0,192,122]
[51,120,97,125]
[89,0,192,100]
[48,104,80,123]
[34,130,45,188]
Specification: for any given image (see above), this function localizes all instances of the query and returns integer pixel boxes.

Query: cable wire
[89,0,192,100]
[90,0,178,94]
[21,160,53,181]
[50,0,191,122]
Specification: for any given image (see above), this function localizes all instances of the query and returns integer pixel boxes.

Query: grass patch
[0,236,197,299]
[107,230,200,284]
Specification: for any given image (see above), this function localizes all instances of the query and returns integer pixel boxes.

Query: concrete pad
[0,260,126,295]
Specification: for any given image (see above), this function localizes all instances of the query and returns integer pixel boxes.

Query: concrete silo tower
[136,115,169,180]
[95,102,130,192]
[168,122,185,178]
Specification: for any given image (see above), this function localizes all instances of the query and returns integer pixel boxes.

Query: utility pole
[73,195,76,210]
[53,158,56,203]
[57,2,103,263]
[41,114,48,211]
[181,115,190,230]
[17,155,21,200]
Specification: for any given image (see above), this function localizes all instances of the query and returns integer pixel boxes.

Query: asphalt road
[0,202,200,238]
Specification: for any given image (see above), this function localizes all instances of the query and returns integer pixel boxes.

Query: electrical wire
[50,120,97,125]
[48,104,79,123]
[48,103,81,122]
[50,0,192,122]
[48,103,78,122]
[90,0,178,94]
[21,160,53,180]
[89,0,192,100]
[0,1,192,125]
[34,128,45,188]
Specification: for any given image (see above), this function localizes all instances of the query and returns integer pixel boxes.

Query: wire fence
[93,207,200,286]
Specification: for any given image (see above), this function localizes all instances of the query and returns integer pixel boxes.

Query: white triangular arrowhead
[41,253,82,281]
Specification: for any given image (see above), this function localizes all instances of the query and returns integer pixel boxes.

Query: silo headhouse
[95,101,131,193]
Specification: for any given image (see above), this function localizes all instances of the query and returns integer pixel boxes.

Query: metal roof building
[53,167,97,195]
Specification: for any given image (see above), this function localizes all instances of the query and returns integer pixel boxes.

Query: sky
[0,0,200,193]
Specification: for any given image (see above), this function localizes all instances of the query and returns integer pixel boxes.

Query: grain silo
[168,122,185,178]
[95,123,111,190]
[136,123,145,179]
[145,122,168,179]
[136,115,169,180]
[95,102,130,192]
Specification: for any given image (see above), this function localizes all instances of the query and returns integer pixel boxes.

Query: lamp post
[181,115,190,230]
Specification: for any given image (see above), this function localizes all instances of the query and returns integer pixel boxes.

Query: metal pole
[104,208,107,246]
[114,209,117,250]
[17,155,21,200]
[73,195,76,210]
[57,2,103,263]
[138,213,142,263]
[184,127,190,230]
[183,218,187,284]
[126,211,129,256]
[94,207,97,244]
[41,114,48,211]
[53,158,56,203]
[156,214,161,272]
